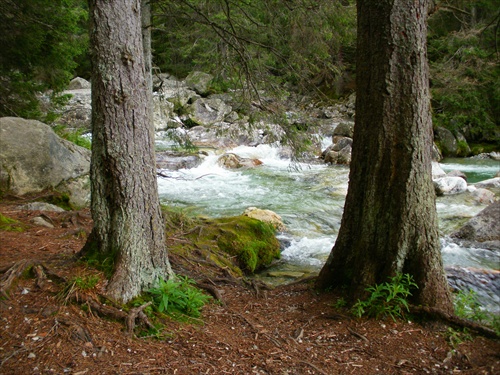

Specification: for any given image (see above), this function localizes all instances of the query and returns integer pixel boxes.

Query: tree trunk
[316,0,453,313]
[86,0,173,303]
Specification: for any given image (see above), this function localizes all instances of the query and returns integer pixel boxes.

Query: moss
[43,192,73,211]
[161,206,280,276]
[0,213,24,232]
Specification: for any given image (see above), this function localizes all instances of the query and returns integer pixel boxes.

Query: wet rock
[218,153,263,169]
[451,201,500,242]
[470,188,495,205]
[188,98,232,126]
[435,127,457,157]
[156,152,203,170]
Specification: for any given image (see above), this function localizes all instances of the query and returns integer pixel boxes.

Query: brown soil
[0,197,499,375]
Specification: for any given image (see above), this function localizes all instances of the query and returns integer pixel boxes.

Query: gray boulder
[185,71,213,96]
[435,126,457,157]
[332,122,354,138]
[451,201,500,242]
[474,177,500,190]
[68,77,91,90]
[156,151,203,170]
[188,98,232,126]
[0,117,90,207]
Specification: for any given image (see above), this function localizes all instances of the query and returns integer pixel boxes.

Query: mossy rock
[162,207,280,276]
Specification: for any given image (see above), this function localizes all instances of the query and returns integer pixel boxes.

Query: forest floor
[0,196,499,375]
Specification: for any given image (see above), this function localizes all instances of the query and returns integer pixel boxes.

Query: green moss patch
[162,207,281,277]
[0,213,24,232]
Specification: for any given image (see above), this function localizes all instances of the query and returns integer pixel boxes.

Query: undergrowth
[0,213,24,232]
[53,124,91,150]
[352,273,418,321]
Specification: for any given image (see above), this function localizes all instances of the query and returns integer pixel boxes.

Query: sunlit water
[157,143,499,312]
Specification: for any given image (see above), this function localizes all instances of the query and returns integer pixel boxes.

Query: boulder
[446,169,467,182]
[243,207,286,231]
[217,153,263,169]
[0,117,90,207]
[432,161,447,179]
[433,176,467,195]
[474,177,500,190]
[185,71,213,96]
[434,126,457,157]
[156,152,203,170]
[470,188,496,205]
[68,77,91,90]
[152,95,175,131]
[188,98,232,126]
[332,122,354,138]
[451,201,500,242]
[331,136,352,151]
[18,202,66,212]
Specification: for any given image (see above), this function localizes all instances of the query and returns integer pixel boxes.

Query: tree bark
[316,0,453,313]
[86,0,173,303]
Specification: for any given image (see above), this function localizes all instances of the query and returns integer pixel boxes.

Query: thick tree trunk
[86,0,173,303]
[317,0,453,313]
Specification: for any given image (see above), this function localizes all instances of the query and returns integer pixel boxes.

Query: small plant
[352,273,418,321]
[148,276,211,318]
[58,274,101,303]
[445,327,473,348]
[53,124,91,150]
[454,289,487,323]
[334,297,347,309]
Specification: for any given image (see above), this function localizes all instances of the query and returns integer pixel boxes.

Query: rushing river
[157,143,500,312]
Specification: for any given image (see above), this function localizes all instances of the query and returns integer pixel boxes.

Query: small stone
[28,352,36,359]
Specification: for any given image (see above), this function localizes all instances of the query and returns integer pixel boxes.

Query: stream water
[156,143,500,312]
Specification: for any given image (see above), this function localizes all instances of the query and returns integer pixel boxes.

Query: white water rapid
[157,144,499,313]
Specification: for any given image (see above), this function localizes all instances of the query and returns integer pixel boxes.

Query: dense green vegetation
[0,0,88,119]
[428,1,500,144]
[1,0,497,148]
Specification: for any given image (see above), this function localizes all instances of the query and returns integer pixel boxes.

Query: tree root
[410,305,499,339]
[0,259,34,298]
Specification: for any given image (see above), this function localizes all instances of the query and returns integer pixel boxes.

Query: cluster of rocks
[1,74,498,247]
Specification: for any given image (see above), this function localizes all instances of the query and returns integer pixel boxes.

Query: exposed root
[0,259,34,298]
[410,305,499,339]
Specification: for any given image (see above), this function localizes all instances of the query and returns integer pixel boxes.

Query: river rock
[451,201,500,242]
[470,188,496,205]
[156,151,203,170]
[188,98,232,126]
[447,170,467,182]
[68,77,91,90]
[185,71,213,96]
[243,207,286,231]
[433,176,467,195]
[474,177,500,189]
[332,122,354,138]
[435,126,457,157]
[432,161,447,179]
[0,117,90,206]
[217,153,263,169]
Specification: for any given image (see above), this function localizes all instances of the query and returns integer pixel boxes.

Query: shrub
[352,273,418,321]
